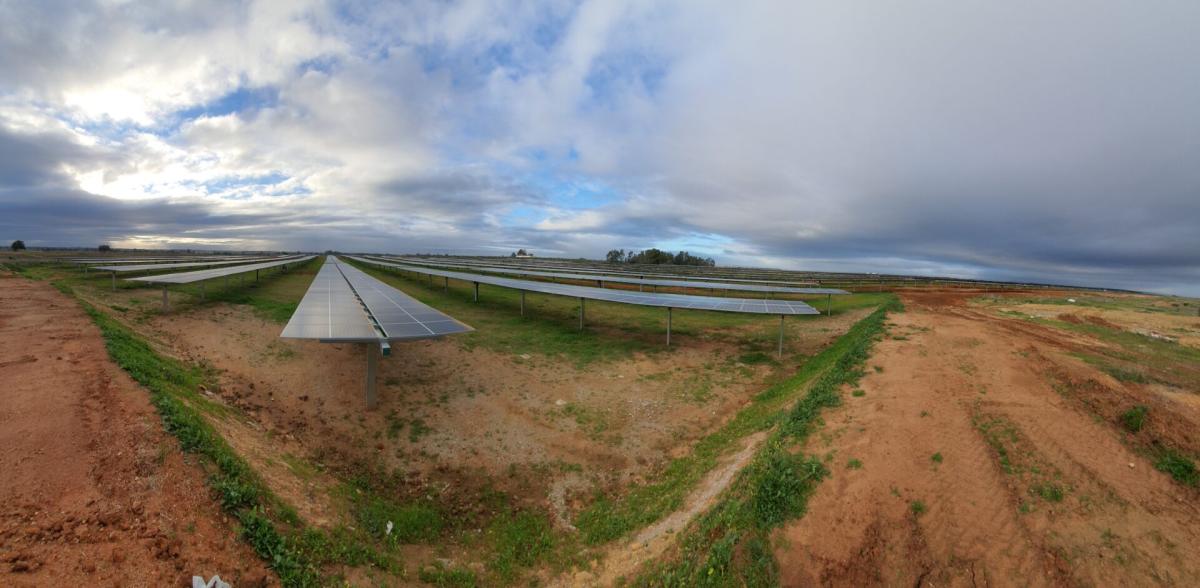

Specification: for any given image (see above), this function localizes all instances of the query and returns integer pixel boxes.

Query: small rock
[1129,462,1135,469]
[555,399,566,407]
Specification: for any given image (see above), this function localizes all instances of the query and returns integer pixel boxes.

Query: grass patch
[851,389,865,397]
[487,510,554,581]
[1153,449,1199,486]
[910,500,927,516]
[633,299,901,584]
[1032,483,1065,503]
[419,562,479,587]
[931,452,943,464]
[846,458,863,470]
[1121,405,1149,433]
[352,495,443,544]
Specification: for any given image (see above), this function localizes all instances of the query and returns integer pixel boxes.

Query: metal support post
[200,283,205,300]
[473,282,479,302]
[778,315,785,358]
[256,269,259,282]
[667,307,672,346]
[444,276,448,292]
[111,272,116,292]
[520,291,526,316]
[579,298,585,330]
[365,344,378,410]
[162,287,169,313]
[827,294,832,316]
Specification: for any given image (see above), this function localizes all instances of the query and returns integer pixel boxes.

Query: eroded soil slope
[0,273,272,586]
[775,289,1200,587]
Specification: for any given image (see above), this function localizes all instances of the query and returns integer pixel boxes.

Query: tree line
[604,248,715,267]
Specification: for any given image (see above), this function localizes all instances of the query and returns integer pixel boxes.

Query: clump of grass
[910,500,927,516]
[1032,483,1064,502]
[738,351,775,365]
[1154,449,1199,486]
[851,389,866,397]
[408,417,432,442]
[419,562,478,587]
[931,452,943,464]
[846,458,863,470]
[751,450,827,528]
[1104,366,1150,384]
[1121,405,1148,433]
[353,495,443,544]
[487,511,554,581]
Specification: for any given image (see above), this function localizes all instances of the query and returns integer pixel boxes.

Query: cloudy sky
[1,1,1198,294]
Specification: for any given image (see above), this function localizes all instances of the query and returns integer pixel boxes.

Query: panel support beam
[579,298,585,330]
[520,291,526,317]
[365,344,378,410]
[667,307,672,346]
[778,315,785,358]
[473,282,479,302]
[827,293,832,316]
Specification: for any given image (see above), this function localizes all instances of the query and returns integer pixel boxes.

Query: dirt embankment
[774,289,1200,586]
[0,273,272,586]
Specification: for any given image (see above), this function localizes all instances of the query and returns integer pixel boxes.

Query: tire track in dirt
[774,289,1200,586]
[552,431,768,587]
[775,303,1054,586]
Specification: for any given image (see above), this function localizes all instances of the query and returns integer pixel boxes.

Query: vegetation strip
[630,298,901,585]
[49,278,393,587]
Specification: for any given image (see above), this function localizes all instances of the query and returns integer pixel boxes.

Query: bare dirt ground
[0,273,272,587]
[775,289,1200,587]
[142,302,867,524]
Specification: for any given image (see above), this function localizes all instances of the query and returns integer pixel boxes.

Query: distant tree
[621,248,715,267]
[11,240,25,251]
[98,244,112,252]
[605,248,627,263]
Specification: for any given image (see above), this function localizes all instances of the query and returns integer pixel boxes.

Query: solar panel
[372,256,848,295]
[388,256,818,286]
[346,256,820,316]
[72,256,259,264]
[94,256,288,273]
[281,257,472,343]
[127,256,313,283]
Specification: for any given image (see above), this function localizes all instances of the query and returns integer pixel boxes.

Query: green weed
[1121,405,1149,433]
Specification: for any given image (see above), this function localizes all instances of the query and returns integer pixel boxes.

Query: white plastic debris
[386,520,394,536]
[1067,298,1076,303]
[192,576,231,588]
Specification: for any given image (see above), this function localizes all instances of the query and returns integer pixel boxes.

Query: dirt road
[0,273,271,586]
[775,290,1200,586]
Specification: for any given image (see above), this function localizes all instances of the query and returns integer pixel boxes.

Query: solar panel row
[347,256,820,316]
[279,257,474,409]
[392,256,816,286]
[281,257,472,343]
[95,255,290,273]
[371,255,849,295]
